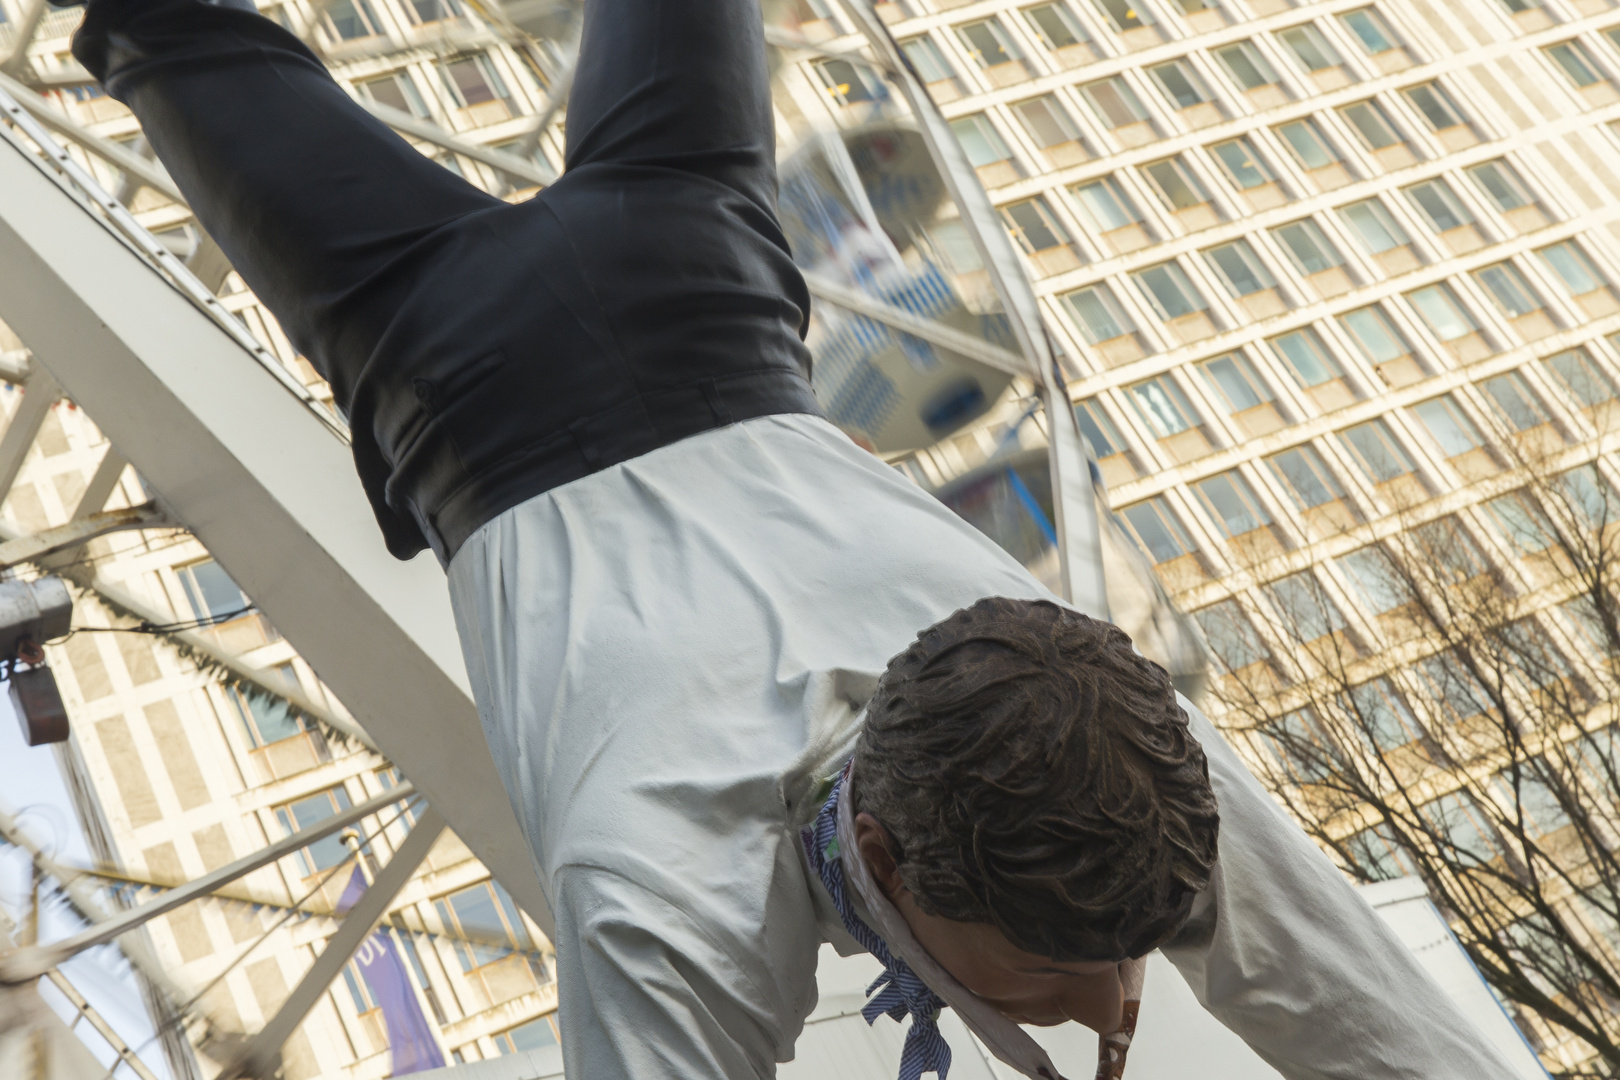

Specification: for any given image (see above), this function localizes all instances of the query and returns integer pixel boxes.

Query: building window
[1205,239,1275,297]
[1013,96,1080,149]
[1469,263,1540,321]
[327,0,383,40]
[1556,465,1619,529]
[957,19,1022,69]
[1194,600,1270,673]
[1150,59,1211,108]
[1546,40,1604,88]
[1404,178,1472,233]
[434,879,539,971]
[1002,197,1070,254]
[1200,352,1275,413]
[1265,572,1348,641]
[1494,0,1543,12]
[1216,41,1279,91]
[232,664,310,747]
[1080,76,1149,129]
[950,114,1013,166]
[1545,348,1617,406]
[1347,679,1424,750]
[1142,155,1209,212]
[494,1018,558,1054]
[1194,470,1273,537]
[1402,82,1464,131]
[441,54,511,108]
[1271,326,1342,387]
[1279,24,1340,72]
[1466,159,1533,212]
[1132,260,1207,319]
[1339,8,1397,54]
[1412,395,1483,457]
[1340,419,1417,483]
[1120,496,1196,563]
[177,559,253,624]
[814,59,875,105]
[1341,550,1406,615]
[1272,218,1343,274]
[1070,175,1140,231]
[1075,398,1127,456]
[1340,305,1409,364]
[1485,492,1556,554]
[1338,197,1408,254]
[1539,240,1606,296]
[901,37,955,83]
[1340,99,1402,150]
[1128,375,1200,437]
[410,0,461,22]
[1063,283,1136,343]
[1415,653,1491,724]
[1023,3,1089,49]
[275,786,355,876]
[1480,372,1549,431]
[360,71,430,119]
[1210,137,1273,189]
[1267,444,1346,510]
[1274,117,1340,169]
[1406,283,1479,342]
[1090,0,1151,32]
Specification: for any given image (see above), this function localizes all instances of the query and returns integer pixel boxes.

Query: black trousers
[75,0,821,562]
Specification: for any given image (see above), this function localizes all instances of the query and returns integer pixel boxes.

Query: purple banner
[339,868,447,1075]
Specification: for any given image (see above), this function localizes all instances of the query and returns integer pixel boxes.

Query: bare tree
[1201,429,1620,1078]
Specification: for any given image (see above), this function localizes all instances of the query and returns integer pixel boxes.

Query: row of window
[850,3,1407,109]
[1098,346,1618,563]
[1055,229,1603,365]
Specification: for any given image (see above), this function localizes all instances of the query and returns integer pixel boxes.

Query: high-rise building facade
[7,0,1620,1074]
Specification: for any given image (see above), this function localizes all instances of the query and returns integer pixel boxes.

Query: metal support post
[0,367,60,504]
[221,807,446,1080]
[827,0,1109,618]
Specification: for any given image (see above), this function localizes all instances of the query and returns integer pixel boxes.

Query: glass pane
[1075,400,1121,456]
[1340,200,1403,253]
[1005,201,1064,251]
[1122,499,1191,562]
[1211,139,1269,188]
[1065,287,1128,343]
[1408,181,1470,232]
[1342,102,1398,149]
[950,116,1008,166]
[1016,97,1074,146]
[503,1020,557,1052]
[1541,242,1601,294]
[1548,43,1599,87]
[1152,62,1205,107]
[1407,285,1476,341]
[1274,220,1339,274]
[1413,398,1480,456]
[328,0,375,39]
[1026,5,1082,48]
[902,38,953,82]
[1193,601,1269,671]
[1341,421,1413,482]
[1217,43,1270,89]
[1131,378,1192,436]
[1273,330,1340,386]
[1268,446,1342,509]
[1144,159,1203,209]
[1277,120,1336,168]
[1475,265,1537,317]
[1135,263,1201,318]
[1341,9,1393,52]
[1196,472,1269,535]
[1546,349,1616,405]
[1468,161,1528,211]
[1071,178,1135,230]
[1482,374,1545,431]
[180,560,249,621]
[1341,307,1406,363]
[1092,0,1148,29]
[1085,79,1145,126]
[1208,242,1270,296]
[1404,84,1459,129]
[1202,355,1270,411]
[1280,26,1337,71]
[960,22,1014,67]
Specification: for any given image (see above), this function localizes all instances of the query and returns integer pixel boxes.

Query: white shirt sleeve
[1163,700,1523,1080]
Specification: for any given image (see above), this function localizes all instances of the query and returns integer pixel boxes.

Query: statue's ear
[853,811,905,898]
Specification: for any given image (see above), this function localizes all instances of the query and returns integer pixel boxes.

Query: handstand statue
[63,0,1524,1076]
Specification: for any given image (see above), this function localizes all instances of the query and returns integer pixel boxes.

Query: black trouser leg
[72,0,503,388]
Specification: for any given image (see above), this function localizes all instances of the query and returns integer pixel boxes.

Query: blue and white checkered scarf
[801,769,954,1080]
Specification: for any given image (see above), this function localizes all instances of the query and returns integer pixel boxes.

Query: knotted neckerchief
[802,763,1071,1080]
[803,769,952,1080]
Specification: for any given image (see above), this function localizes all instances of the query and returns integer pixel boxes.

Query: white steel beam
[358,100,556,186]
[0,74,185,204]
[0,119,553,940]
[41,971,163,1080]
[0,502,167,571]
[0,366,60,506]
[0,783,417,983]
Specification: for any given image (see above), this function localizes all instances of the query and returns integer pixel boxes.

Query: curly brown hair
[852,597,1220,962]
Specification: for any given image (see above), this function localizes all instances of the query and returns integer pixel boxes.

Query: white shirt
[446,413,1521,1080]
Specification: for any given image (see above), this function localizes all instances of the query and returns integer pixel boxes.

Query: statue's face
[853,812,1126,1032]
